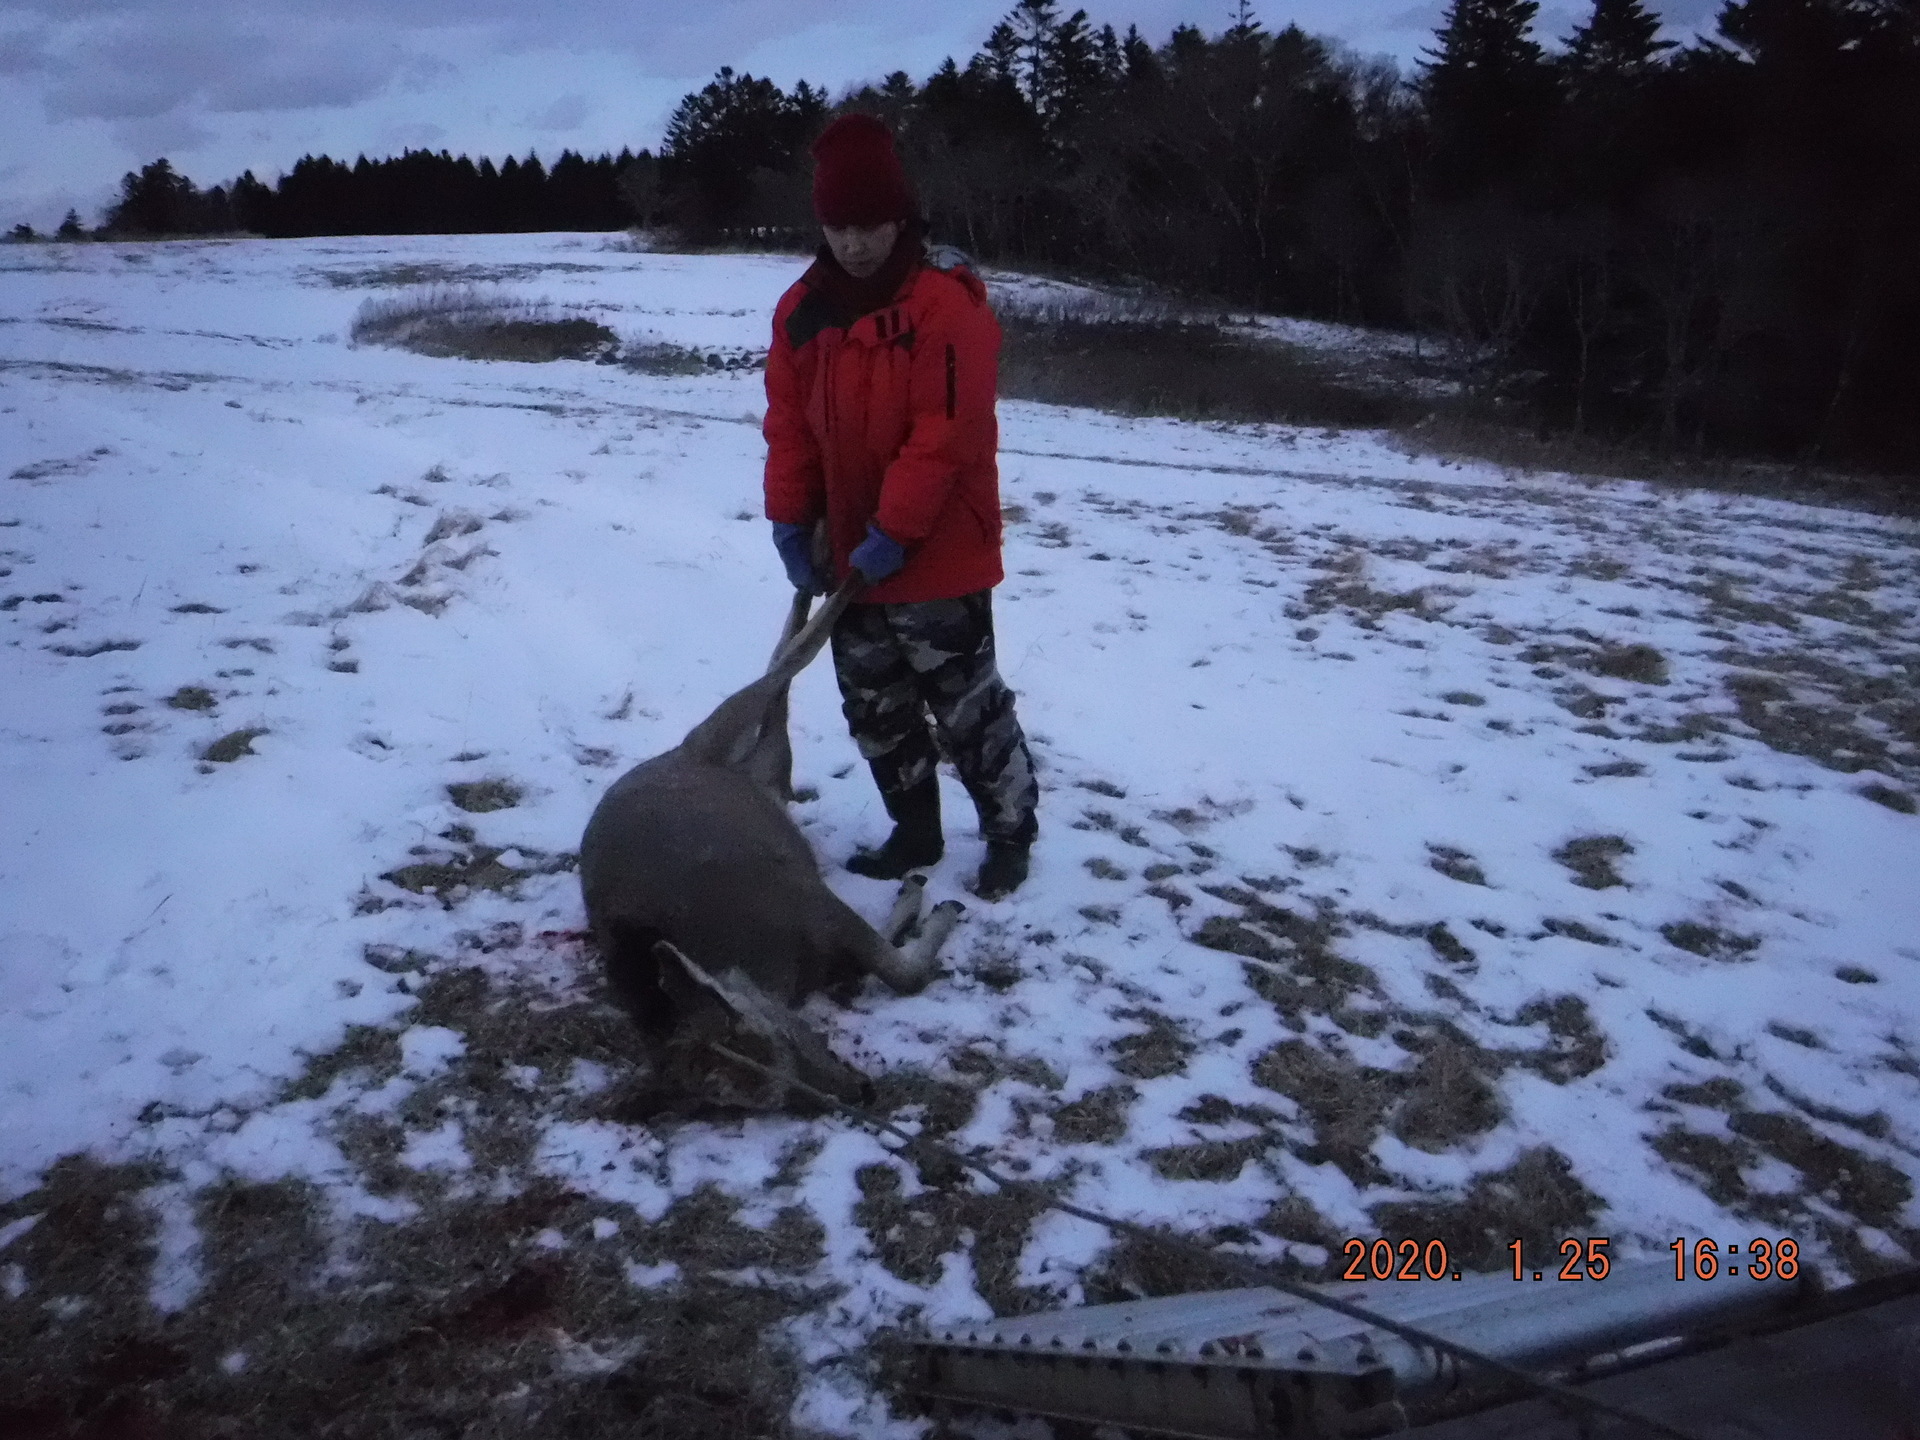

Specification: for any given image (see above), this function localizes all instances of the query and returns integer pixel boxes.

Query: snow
[3,231,1917,1430]
[398,1025,466,1078]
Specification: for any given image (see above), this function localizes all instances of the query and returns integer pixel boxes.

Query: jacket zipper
[945,344,956,421]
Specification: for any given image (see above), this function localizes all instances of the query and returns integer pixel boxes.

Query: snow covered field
[2,232,1916,1433]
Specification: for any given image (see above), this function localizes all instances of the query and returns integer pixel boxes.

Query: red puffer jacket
[762,249,1005,604]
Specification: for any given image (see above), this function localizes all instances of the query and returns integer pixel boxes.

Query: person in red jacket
[763,113,1038,901]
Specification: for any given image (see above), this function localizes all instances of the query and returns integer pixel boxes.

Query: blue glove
[771,521,826,594]
[849,523,906,584]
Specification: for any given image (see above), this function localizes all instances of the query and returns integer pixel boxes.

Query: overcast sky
[0,0,1721,231]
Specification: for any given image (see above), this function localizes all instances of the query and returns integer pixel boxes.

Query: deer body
[582,742,876,1014]
[579,582,961,1107]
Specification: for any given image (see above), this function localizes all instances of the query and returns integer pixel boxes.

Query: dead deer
[579,580,963,1110]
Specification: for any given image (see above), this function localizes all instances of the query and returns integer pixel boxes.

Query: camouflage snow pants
[830,590,1039,846]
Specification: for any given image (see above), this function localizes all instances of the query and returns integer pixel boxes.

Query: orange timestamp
[1341,1235,1803,1282]
[1671,1236,1800,1279]
[1338,1238,1619,1281]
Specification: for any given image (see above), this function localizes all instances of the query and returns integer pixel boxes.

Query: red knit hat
[811,114,914,227]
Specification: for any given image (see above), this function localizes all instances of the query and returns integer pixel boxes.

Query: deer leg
[898,900,965,981]
[820,888,963,997]
[860,898,966,996]
[767,588,813,669]
[883,874,927,946]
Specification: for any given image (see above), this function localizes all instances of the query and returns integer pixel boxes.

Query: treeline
[85,150,641,240]
[61,0,1920,470]
[661,0,1915,470]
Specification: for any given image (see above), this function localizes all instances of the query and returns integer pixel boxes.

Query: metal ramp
[903,1263,1920,1438]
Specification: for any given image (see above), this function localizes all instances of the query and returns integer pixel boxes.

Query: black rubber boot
[847,778,943,879]
[972,840,1031,901]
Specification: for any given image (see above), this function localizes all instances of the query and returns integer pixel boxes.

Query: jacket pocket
[962,490,1001,548]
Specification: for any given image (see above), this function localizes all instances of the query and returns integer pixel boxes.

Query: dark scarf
[801,222,926,320]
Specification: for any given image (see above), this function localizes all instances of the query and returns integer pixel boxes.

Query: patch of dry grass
[351,285,617,363]
[1651,1078,1916,1272]
[200,727,266,763]
[1660,920,1762,962]
[1141,1135,1271,1182]
[446,778,522,813]
[1552,834,1633,890]
[164,685,216,711]
[1584,642,1669,686]
[375,832,575,909]
[1371,1147,1603,1274]
[1389,1038,1506,1152]
[850,1164,1058,1315]
[1081,1226,1322,1300]
[1427,845,1489,886]
[1508,996,1610,1082]
[1722,670,1898,777]
[1392,411,1918,517]
[1859,781,1917,813]
[1050,1084,1136,1145]
[1106,1008,1193,1080]
[1651,1128,1766,1214]
[1190,889,1388,1039]
[0,949,859,1439]
[997,310,1412,429]
[1252,1039,1397,1184]
[1727,1111,1911,1231]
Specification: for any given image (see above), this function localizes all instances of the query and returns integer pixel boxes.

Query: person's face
[823,220,901,279]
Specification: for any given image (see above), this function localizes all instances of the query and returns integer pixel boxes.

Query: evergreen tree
[106,159,197,235]
[1419,0,1558,190]
[1007,0,1061,111]
[1044,10,1108,131]
[8,223,34,241]
[230,173,273,233]
[861,70,920,133]
[616,152,663,227]
[976,22,1021,85]
[506,152,548,230]
[56,210,85,240]
[660,68,820,236]
[1715,0,1899,64]
[1120,25,1160,87]
[1421,0,1547,79]
[1095,24,1124,86]
[1166,24,1207,66]
[1551,0,1673,208]
[791,80,829,137]
[1563,0,1671,83]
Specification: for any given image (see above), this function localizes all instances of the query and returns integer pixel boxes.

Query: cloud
[377,120,449,153]
[0,24,50,73]
[24,11,441,122]
[526,92,590,132]
[1379,3,1446,34]
[202,34,417,114]
[1655,0,1723,26]
[107,109,216,160]
[0,0,977,94]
